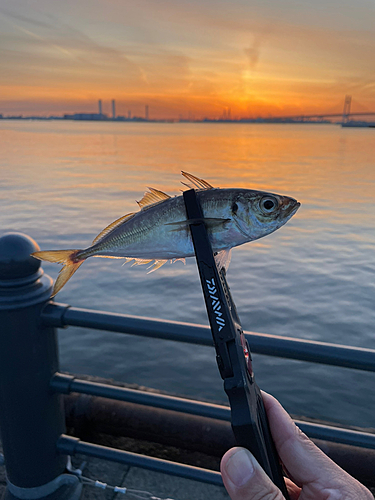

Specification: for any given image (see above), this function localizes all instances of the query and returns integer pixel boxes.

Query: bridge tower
[342,95,352,123]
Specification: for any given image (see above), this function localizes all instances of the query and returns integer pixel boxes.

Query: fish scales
[90,195,189,259]
[88,192,226,260]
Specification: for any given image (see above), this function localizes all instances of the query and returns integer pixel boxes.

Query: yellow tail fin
[32,249,84,297]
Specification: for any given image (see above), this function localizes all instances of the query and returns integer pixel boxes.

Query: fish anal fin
[173,257,186,265]
[131,258,153,266]
[214,249,232,272]
[92,212,136,245]
[181,172,214,191]
[137,188,171,210]
[123,257,183,271]
[120,258,169,272]
[147,260,168,273]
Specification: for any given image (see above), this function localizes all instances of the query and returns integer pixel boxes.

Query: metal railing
[44,302,375,372]
[0,232,375,499]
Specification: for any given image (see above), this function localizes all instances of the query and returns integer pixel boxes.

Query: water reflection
[1,120,374,428]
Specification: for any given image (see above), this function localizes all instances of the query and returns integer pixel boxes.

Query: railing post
[0,233,81,500]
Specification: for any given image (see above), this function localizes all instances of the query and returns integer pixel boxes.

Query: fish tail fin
[32,249,84,297]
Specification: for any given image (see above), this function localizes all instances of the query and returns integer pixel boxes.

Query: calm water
[1,120,374,428]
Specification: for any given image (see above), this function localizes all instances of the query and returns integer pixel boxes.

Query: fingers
[220,447,289,500]
[221,392,373,499]
[260,391,326,485]
[260,391,374,498]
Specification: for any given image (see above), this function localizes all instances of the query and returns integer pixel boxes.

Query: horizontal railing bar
[295,421,375,449]
[43,302,213,345]
[51,373,230,420]
[57,434,223,486]
[43,303,375,371]
[52,374,375,450]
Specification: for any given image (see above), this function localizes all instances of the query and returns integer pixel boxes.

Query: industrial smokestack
[112,100,116,120]
[98,99,102,116]
[145,105,149,121]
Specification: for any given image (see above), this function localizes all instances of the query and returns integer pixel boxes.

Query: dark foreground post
[0,233,81,500]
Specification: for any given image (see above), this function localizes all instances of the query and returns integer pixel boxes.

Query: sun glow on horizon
[0,0,374,119]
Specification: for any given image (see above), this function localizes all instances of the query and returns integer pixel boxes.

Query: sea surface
[1,120,374,428]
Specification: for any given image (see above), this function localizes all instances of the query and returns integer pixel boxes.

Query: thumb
[221,447,286,500]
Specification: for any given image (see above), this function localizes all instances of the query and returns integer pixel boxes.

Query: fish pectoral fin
[165,218,231,231]
[137,188,171,210]
[214,249,232,272]
[181,172,214,190]
[92,212,136,245]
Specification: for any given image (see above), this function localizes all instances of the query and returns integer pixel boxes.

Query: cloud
[0,0,196,96]
[0,5,53,29]
[0,0,374,117]
[244,37,263,70]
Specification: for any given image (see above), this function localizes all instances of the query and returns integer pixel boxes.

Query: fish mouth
[283,200,300,218]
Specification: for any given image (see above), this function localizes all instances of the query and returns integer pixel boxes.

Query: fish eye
[232,202,238,214]
[260,196,278,214]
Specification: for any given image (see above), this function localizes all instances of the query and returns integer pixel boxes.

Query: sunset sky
[1,0,375,119]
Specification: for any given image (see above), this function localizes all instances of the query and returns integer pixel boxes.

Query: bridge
[239,96,375,123]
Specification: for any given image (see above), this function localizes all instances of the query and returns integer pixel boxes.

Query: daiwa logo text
[206,278,225,331]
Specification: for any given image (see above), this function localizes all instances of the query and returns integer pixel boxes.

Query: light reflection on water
[1,120,375,428]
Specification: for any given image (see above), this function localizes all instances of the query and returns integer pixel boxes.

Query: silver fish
[32,172,300,296]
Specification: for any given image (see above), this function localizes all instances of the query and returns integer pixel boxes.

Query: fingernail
[225,449,255,487]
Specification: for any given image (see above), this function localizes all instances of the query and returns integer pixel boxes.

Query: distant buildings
[62,99,151,122]
[63,113,108,121]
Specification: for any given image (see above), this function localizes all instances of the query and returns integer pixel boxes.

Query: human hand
[220,392,373,499]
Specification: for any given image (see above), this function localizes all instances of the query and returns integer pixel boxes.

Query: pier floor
[0,438,229,500]
[2,437,375,499]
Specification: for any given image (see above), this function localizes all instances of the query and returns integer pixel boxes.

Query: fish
[32,171,300,297]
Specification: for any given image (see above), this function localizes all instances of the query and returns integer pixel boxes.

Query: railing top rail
[42,302,375,372]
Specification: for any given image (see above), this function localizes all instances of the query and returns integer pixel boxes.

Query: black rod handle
[183,190,289,498]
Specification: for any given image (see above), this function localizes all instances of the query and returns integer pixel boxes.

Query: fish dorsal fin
[137,188,171,210]
[92,212,136,245]
[181,171,214,191]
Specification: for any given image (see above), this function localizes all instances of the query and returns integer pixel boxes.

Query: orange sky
[1,0,375,119]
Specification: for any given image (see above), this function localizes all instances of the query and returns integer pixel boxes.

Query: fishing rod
[183,188,290,498]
